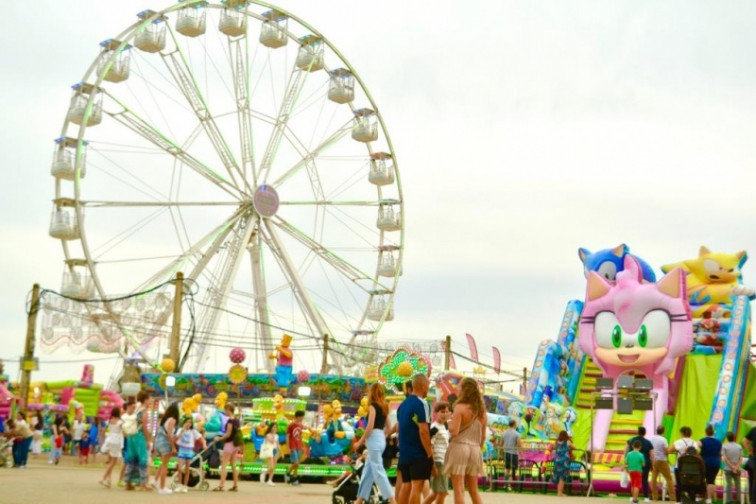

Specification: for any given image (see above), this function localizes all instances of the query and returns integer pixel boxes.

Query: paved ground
[0,455,620,504]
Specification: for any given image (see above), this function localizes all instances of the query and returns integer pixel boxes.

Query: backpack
[231,419,244,447]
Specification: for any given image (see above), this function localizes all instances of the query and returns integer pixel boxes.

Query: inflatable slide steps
[602,411,644,456]
[574,358,602,409]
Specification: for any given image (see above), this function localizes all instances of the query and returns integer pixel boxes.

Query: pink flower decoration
[297,370,310,383]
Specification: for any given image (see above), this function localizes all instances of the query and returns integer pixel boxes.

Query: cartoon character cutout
[269,334,294,388]
[661,246,755,317]
[507,401,525,433]
[545,402,563,439]
[562,407,577,437]
[579,243,656,283]
[578,256,693,450]
[579,256,692,377]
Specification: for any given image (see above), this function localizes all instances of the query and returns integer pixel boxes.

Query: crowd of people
[347,374,488,504]
[3,380,756,504]
[621,423,756,504]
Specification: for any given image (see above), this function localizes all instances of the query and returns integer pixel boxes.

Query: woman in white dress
[31,412,44,457]
[99,407,124,488]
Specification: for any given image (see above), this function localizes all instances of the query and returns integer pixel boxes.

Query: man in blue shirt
[397,374,434,504]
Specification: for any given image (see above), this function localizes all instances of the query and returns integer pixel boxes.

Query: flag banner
[465,333,479,361]
[492,346,501,374]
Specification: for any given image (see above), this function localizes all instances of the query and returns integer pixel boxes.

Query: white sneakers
[157,487,173,495]
[267,480,276,486]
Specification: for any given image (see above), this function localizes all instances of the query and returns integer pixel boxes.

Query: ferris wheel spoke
[271,119,353,187]
[279,200,380,207]
[270,216,390,293]
[259,218,338,367]
[182,213,256,372]
[104,91,243,200]
[228,36,256,186]
[119,208,247,374]
[80,200,239,208]
[161,27,252,196]
[259,66,311,184]
[134,206,246,292]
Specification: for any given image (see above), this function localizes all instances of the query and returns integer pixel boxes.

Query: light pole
[165,375,176,406]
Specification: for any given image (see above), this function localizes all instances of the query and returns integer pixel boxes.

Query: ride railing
[485,448,591,496]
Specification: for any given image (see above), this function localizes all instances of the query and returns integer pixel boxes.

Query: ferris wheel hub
[252,184,279,218]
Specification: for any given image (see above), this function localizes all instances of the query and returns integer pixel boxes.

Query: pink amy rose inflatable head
[579,256,693,377]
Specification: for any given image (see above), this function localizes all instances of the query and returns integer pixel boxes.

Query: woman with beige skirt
[443,377,487,504]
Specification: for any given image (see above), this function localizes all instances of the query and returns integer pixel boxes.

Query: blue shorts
[178,447,195,460]
[289,449,301,463]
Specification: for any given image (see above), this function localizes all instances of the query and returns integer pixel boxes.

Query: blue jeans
[357,431,394,500]
[13,437,32,467]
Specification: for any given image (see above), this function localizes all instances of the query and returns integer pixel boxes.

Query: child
[329,445,367,487]
[424,402,451,504]
[175,416,206,493]
[71,413,85,456]
[261,424,280,486]
[285,410,305,485]
[79,425,91,464]
[52,426,64,465]
[116,400,136,487]
[99,407,123,488]
[626,440,646,504]
[88,417,99,463]
[154,403,179,495]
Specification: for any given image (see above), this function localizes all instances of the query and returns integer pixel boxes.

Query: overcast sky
[1,1,755,391]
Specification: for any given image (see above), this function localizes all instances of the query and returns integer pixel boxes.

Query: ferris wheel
[46,0,404,382]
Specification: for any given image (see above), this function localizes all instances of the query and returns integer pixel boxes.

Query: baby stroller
[171,444,216,492]
[332,461,389,504]
[677,451,707,504]
[0,438,12,468]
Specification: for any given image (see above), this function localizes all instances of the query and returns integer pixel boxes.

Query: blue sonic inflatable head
[578,243,656,282]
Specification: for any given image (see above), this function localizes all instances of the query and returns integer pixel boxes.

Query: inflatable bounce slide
[526,245,755,465]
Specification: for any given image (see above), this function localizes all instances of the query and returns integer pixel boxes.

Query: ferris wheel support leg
[185,214,256,372]
[249,229,274,374]
[262,218,341,373]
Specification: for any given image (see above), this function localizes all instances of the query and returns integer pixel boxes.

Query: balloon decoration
[181,394,202,416]
[297,370,310,383]
[378,346,431,386]
[229,364,248,385]
[229,347,246,364]
[161,357,175,373]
